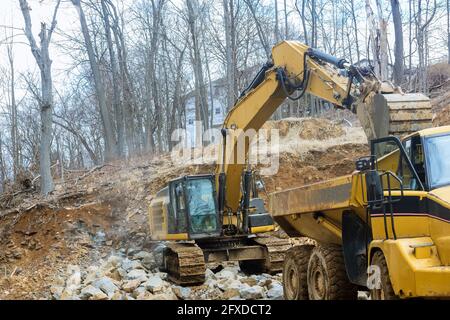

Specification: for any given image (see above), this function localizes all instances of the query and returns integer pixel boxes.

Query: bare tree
[223,0,238,110]
[6,42,19,180]
[391,0,404,85]
[415,0,437,92]
[101,0,124,157]
[19,0,61,195]
[71,0,118,161]
[186,0,209,140]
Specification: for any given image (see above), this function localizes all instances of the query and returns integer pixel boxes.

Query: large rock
[80,285,108,300]
[60,286,80,300]
[92,276,119,297]
[133,251,153,260]
[239,285,265,300]
[126,269,148,282]
[106,269,122,282]
[111,291,126,300]
[142,255,157,270]
[122,279,143,293]
[132,286,147,298]
[215,267,238,280]
[222,288,240,300]
[135,291,155,300]
[122,259,143,271]
[50,285,64,300]
[149,292,178,300]
[66,265,81,287]
[105,255,123,269]
[217,279,246,292]
[241,277,257,287]
[144,276,165,293]
[153,243,167,267]
[172,286,191,300]
[83,266,103,285]
[266,282,283,300]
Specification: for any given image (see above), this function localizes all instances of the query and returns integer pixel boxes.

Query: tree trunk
[187,0,209,146]
[7,44,19,180]
[19,0,61,195]
[349,0,361,62]
[391,0,404,85]
[101,0,124,157]
[71,0,118,161]
[39,38,54,194]
[110,4,138,155]
[223,0,237,111]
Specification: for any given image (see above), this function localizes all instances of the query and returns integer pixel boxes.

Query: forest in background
[0,0,449,194]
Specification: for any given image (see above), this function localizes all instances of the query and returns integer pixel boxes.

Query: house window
[215,107,221,115]
[188,118,194,125]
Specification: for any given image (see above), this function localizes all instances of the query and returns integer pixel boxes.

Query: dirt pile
[0,117,369,300]
[263,117,346,140]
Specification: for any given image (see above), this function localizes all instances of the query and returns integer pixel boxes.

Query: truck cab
[367,126,450,298]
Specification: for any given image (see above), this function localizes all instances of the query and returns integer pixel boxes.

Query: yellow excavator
[148,41,433,286]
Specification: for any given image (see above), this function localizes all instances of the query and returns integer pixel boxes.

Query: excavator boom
[217,40,432,213]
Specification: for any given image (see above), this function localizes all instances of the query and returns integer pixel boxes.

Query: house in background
[184,77,228,147]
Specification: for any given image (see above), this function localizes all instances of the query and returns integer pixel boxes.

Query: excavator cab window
[185,178,219,235]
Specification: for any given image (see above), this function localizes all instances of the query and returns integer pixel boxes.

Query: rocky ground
[50,245,284,300]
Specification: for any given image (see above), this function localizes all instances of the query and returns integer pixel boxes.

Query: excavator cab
[168,175,221,239]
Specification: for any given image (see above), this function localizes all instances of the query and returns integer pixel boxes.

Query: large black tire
[282,245,315,300]
[307,244,357,300]
[370,251,398,300]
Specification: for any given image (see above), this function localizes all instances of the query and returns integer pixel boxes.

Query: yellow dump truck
[270,126,450,300]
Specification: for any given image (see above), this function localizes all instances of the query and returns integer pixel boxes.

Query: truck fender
[342,211,372,286]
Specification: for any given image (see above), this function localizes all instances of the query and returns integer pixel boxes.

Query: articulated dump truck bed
[269,174,364,245]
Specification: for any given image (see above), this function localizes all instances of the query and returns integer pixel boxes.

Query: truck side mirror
[355,157,372,171]
[365,170,383,204]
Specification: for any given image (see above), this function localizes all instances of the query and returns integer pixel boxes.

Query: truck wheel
[239,260,267,274]
[370,251,398,300]
[283,245,314,300]
[307,244,357,300]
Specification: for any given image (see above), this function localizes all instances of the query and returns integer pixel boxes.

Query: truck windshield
[186,179,218,234]
[426,134,450,189]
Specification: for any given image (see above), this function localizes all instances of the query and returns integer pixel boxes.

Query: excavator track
[164,243,206,285]
[253,237,292,274]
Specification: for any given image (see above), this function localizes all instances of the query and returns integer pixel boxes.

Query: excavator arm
[216,40,431,214]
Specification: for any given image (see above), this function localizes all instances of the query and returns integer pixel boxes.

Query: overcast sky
[0,0,79,84]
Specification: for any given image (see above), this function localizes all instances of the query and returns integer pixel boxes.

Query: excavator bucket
[357,93,432,140]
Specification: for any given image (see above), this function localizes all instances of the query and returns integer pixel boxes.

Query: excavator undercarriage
[162,237,291,285]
